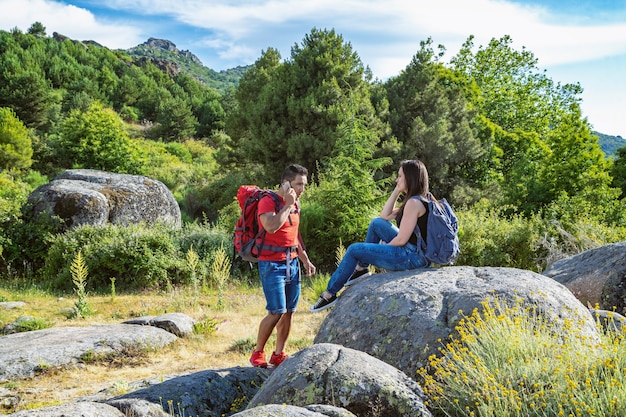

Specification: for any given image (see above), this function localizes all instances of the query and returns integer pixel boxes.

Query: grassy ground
[0,277,330,413]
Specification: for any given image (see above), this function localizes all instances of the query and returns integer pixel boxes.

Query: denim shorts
[258,258,301,314]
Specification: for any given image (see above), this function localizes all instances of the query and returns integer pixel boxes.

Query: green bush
[455,200,548,271]
[41,222,232,292]
[183,171,249,223]
[455,198,626,272]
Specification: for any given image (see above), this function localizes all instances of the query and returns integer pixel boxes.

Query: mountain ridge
[124,37,250,93]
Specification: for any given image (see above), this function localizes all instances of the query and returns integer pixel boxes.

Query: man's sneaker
[249,350,268,368]
[269,351,289,367]
[310,294,338,313]
[344,269,371,287]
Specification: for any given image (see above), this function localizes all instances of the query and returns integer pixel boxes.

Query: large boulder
[246,343,432,417]
[0,323,179,382]
[543,242,626,312]
[233,404,356,416]
[26,169,181,230]
[108,367,270,417]
[314,266,598,378]
[7,401,125,416]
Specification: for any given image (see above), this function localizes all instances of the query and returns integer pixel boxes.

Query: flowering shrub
[418,297,626,416]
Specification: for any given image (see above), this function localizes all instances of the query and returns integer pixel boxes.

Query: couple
[310,159,433,313]
[249,159,435,368]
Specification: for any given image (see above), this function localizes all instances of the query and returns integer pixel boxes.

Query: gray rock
[123,312,196,338]
[150,312,196,337]
[0,324,177,382]
[0,301,25,310]
[314,266,598,378]
[543,242,626,312]
[110,367,270,417]
[0,387,20,411]
[233,404,355,416]
[302,405,357,417]
[7,401,124,416]
[26,169,181,230]
[105,398,169,417]
[1,316,37,335]
[246,343,431,417]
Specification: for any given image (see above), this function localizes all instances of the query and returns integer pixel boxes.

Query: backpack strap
[257,191,299,256]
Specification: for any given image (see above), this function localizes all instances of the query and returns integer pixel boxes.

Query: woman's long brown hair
[397,159,430,219]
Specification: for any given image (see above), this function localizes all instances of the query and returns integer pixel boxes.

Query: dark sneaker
[310,294,338,313]
[249,350,268,368]
[344,269,371,287]
[269,351,289,367]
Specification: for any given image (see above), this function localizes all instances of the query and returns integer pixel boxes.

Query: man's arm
[259,203,294,234]
[298,237,316,276]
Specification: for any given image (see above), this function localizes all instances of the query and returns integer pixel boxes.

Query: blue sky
[1,0,625,138]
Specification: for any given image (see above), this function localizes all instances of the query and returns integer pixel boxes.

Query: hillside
[595,131,626,158]
[124,37,249,93]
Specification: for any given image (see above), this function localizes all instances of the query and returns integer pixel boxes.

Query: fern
[70,251,91,318]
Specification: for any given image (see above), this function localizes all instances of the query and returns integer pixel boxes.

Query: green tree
[385,39,485,203]
[171,73,225,138]
[227,28,384,183]
[154,96,197,141]
[611,146,626,198]
[450,35,614,213]
[0,36,58,128]
[56,102,145,173]
[0,107,33,170]
[301,99,391,269]
[27,22,46,38]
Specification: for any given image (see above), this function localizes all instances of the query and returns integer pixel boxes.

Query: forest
[1,22,626,292]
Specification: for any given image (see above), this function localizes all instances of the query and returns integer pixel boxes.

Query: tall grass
[418,297,626,416]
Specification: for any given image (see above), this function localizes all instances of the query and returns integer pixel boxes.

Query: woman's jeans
[326,217,429,295]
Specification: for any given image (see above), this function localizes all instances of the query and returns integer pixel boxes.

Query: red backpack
[233,185,284,264]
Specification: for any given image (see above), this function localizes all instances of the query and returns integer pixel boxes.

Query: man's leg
[254,312,282,353]
[273,311,293,354]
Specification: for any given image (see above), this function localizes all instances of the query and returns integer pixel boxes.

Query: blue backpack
[413,193,460,265]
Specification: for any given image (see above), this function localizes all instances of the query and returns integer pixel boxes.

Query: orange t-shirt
[257,194,299,261]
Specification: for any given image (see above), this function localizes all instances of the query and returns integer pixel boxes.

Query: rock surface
[314,266,598,377]
[543,242,626,312]
[246,343,432,417]
[0,320,183,382]
[26,169,181,230]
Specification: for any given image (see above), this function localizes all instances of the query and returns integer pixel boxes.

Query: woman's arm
[380,185,403,220]
[386,198,426,246]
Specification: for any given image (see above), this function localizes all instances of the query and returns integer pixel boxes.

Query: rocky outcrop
[0,312,196,383]
[108,367,270,417]
[25,169,181,230]
[8,402,125,417]
[233,404,357,416]
[314,266,598,378]
[246,343,431,417]
[543,242,626,312]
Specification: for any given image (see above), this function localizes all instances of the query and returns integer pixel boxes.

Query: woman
[310,159,432,313]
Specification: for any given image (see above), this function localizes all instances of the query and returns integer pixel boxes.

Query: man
[249,164,316,368]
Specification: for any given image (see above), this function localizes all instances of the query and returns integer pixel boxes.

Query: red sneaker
[269,351,289,367]
[249,350,268,368]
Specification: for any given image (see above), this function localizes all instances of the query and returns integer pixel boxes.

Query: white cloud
[88,0,626,72]
[0,0,143,48]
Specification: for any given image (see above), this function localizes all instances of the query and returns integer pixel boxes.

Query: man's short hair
[282,164,308,181]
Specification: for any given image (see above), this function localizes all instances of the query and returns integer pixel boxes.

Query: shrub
[454,200,548,271]
[418,297,626,417]
[41,222,232,292]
